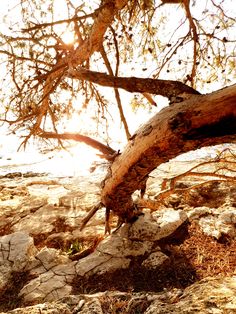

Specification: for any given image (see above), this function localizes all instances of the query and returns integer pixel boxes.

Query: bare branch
[29,0,129,139]
[22,13,96,33]
[39,131,117,157]
[183,0,199,87]
[100,45,131,140]
[68,67,200,98]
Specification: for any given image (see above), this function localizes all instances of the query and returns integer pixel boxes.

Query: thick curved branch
[69,67,201,98]
[101,83,236,221]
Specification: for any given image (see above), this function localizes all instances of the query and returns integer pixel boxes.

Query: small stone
[142,251,169,270]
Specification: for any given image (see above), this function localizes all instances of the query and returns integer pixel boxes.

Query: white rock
[0,262,12,290]
[79,298,103,314]
[188,206,236,239]
[44,282,72,302]
[34,247,70,271]
[198,216,221,239]
[95,256,131,275]
[0,232,37,271]
[129,210,188,241]
[187,206,213,220]
[97,232,153,257]
[3,302,72,313]
[75,251,112,277]
[199,215,236,239]
[19,272,72,303]
[52,261,77,283]
[219,208,236,224]
[144,276,236,313]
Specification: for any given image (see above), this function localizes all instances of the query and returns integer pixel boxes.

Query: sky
[0,5,151,177]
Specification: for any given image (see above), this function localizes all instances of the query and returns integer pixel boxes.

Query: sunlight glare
[61,31,75,45]
[44,144,99,176]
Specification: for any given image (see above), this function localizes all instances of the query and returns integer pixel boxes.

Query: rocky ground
[0,150,235,313]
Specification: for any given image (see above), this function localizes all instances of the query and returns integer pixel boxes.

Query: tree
[0,0,236,230]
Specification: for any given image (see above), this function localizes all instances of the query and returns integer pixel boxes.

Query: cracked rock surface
[0,155,236,313]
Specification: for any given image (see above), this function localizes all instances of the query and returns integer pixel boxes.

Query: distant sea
[0,132,235,178]
[0,132,101,177]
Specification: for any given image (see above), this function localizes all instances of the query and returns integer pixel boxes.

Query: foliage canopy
[0,0,235,147]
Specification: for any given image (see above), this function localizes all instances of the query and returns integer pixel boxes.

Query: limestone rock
[19,249,78,303]
[0,262,12,290]
[142,250,169,270]
[0,186,29,201]
[144,276,236,313]
[188,206,236,239]
[26,247,71,275]
[75,250,130,277]
[95,256,131,276]
[187,206,213,220]
[129,210,188,241]
[0,232,37,272]
[74,221,155,278]
[12,204,64,234]
[78,298,103,314]
[19,271,73,303]
[58,193,84,209]
[97,229,153,257]
[2,302,72,314]
[74,211,187,278]
[0,232,37,291]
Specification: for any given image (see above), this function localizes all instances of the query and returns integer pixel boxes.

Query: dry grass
[177,222,236,278]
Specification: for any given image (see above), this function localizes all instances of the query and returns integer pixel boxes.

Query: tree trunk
[101,84,236,221]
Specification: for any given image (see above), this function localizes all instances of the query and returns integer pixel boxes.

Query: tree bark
[101,84,236,221]
[69,68,200,98]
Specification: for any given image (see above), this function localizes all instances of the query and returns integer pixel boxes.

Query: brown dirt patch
[0,271,35,312]
[0,222,13,236]
[32,216,75,250]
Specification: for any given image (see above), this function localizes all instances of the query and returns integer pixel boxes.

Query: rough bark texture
[69,68,200,98]
[101,84,236,221]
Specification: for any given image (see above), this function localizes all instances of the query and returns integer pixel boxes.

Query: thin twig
[100,43,131,140]
[80,202,103,231]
